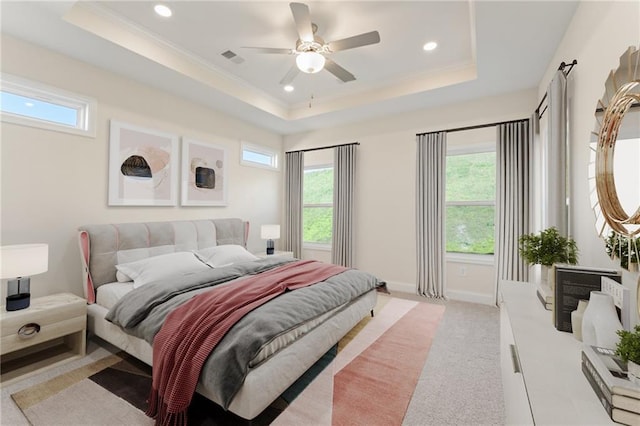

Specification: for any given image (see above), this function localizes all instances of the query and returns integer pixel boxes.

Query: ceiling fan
[242,2,381,85]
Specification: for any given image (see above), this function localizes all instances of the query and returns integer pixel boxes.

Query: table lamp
[260,225,280,255]
[1,244,48,311]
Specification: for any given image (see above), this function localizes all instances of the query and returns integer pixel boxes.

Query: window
[446,150,496,255]
[303,166,333,247]
[0,73,96,137]
[241,141,278,170]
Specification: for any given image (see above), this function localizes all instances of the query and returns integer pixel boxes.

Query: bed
[77,218,380,421]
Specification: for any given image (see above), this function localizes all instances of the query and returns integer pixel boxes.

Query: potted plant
[615,325,640,385]
[605,232,639,271]
[518,227,579,285]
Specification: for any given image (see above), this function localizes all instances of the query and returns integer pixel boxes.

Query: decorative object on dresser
[553,265,621,333]
[261,224,281,255]
[582,344,640,425]
[0,293,87,385]
[582,291,624,350]
[571,299,589,341]
[616,325,640,386]
[0,244,48,311]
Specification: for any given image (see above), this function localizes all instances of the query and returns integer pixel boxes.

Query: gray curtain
[495,119,533,298]
[284,151,304,258]
[332,144,357,267]
[416,132,447,298]
[544,70,568,236]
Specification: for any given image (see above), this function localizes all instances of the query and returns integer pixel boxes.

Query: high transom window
[1,74,96,137]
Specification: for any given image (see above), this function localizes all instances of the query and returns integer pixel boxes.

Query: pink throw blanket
[146,260,347,426]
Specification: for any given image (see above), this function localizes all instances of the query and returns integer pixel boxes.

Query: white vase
[581,291,623,350]
[571,299,589,341]
[628,361,640,385]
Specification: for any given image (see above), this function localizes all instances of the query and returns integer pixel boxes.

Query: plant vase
[540,265,552,287]
[581,291,623,350]
[629,360,640,385]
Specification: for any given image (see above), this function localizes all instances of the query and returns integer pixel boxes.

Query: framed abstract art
[181,138,227,206]
[108,120,179,206]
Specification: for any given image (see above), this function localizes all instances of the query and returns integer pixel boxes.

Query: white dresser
[500,280,615,425]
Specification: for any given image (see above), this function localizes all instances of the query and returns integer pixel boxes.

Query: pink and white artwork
[108,121,179,206]
[181,139,227,206]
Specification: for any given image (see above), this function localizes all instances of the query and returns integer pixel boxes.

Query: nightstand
[1,293,87,385]
[255,251,295,259]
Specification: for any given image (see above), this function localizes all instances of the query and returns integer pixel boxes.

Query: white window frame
[303,164,333,250]
[1,73,96,137]
[240,141,279,170]
[445,146,496,262]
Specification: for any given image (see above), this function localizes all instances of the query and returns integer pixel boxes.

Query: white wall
[0,36,283,300]
[537,1,640,325]
[284,89,537,304]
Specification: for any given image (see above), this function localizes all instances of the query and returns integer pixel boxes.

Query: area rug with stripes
[11,296,445,425]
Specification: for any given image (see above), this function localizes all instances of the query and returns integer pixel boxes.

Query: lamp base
[266,239,275,255]
[6,293,30,311]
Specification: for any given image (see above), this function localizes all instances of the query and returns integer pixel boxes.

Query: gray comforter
[105,257,381,409]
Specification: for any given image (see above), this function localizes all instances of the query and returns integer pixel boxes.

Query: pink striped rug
[273,297,445,426]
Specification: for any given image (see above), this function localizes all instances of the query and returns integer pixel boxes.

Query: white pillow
[194,245,258,268]
[116,251,211,289]
[116,270,132,283]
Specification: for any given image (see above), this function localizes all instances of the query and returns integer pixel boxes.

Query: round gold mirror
[590,45,640,240]
[589,45,640,317]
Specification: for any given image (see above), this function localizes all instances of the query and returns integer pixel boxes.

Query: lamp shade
[0,244,48,279]
[296,51,325,74]
[261,225,281,240]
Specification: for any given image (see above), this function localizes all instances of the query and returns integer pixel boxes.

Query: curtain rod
[415,118,529,137]
[536,59,578,119]
[286,142,360,154]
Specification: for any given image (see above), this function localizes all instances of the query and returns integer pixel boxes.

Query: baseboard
[384,281,496,306]
[447,289,496,306]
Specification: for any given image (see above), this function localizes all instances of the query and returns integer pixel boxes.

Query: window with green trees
[445,150,496,254]
[303,166,333,246]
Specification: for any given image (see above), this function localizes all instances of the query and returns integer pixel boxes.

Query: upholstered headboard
[78,218,249,303]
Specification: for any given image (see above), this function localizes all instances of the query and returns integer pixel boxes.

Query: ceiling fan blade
[324,59,356,82]
[280,64,301,85]
[290,2,314,42]
[327,31,381,52]
[242,47,294,55]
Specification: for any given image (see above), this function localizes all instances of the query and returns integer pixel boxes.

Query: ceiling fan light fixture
[296,51,325,74]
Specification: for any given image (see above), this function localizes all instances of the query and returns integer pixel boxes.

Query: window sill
[303,243,331,252]
[446,253,495,266]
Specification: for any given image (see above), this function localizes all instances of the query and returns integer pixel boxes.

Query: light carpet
[11,296,446,425]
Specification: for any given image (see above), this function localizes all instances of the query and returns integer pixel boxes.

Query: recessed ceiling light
[24,102,34,107]
[154,4,172,18]
[284,85,294,92]
[423,41,438,51]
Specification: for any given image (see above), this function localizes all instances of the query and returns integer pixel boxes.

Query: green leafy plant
[518,227,578,266]
[615,325,640,365]
[605,231,639,270]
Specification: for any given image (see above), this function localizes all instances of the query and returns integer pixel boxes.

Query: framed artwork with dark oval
[108,120,179,206]
[181,138,227,206]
